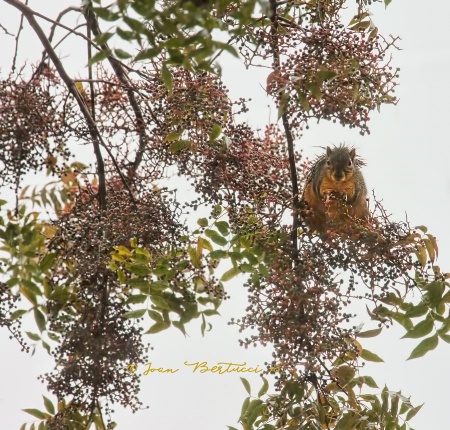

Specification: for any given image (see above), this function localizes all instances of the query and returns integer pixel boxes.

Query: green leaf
[26,331,40,341]
[188,245,201,268]
[316,69,337,81]
[92,7,120,21]
[214,41,239,58]
[380,292,403,306]
[215,221,229,236]
[134,47,160,61]
[239,263,254,273]
[437,318,450,335]
[258,376,269,397]
[169,140,191,152]
[426,281,444,307]
[356,327,383,338]
[23,409,49,419]
[402,316,433,339]
[197,217,209,227]
[384,0,392,7]
[407,334,439,360]
[148,310,164,322]
[209,250,228,259]
[209,124,222,142]
[150,282,169,292]
[415,245,427,268]
[391,312,413,330]
[404,303,428,318]
[202,309,220,316]
[146,321,170,334]
[362,376,378,388]
[349,20,371,30]
[121,309,146,319]
[165,130,183,142]
[43,396,55,415]
[172,320,187,335]
[405,404,423,421]
[297,91,310,112]
[114,245,133,256]
[126,294,147,304]
[247,399,264,426]
[198,237,213,252]
[128,279,150,290]
[258,264,269,278]
[87,49,111,66]
[176,260,190,270]
[277,92,289,119]
[212,204,222,217]
[10,309,27,320]
[162,63,173,93]
[438,333,450,343]
[204,229,228,246]
[360,349,384,362]
[114,48,131,59]
[39,252,56,271]
[307,82,322,99]
[423,237,436,263]
[221,266,240,282]
[239,397,250,421]
[241,377,251,395]
[116,265,129,280]
[94,31,114,45]
[34,308,46,333]
[151,295,171,310]
[129,264,149,276]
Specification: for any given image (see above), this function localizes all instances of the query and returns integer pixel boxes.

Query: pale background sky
[1,0,449,429]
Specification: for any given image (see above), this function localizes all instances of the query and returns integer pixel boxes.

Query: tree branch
[269,0,300,257]
[11,0,27,72]
[84,5,150,173]
[3,0,107,211]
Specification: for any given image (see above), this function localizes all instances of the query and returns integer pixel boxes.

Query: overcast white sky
[1,1,449,429]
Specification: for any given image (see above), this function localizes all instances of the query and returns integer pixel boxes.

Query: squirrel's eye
[326,160,331,166]
[348,160,352,166]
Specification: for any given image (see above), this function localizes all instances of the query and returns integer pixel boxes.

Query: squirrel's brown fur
[300,145,369,233]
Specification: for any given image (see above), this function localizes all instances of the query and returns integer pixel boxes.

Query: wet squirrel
[300,145,369,233]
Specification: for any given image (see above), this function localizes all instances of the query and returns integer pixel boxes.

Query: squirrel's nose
[334,173,345,181]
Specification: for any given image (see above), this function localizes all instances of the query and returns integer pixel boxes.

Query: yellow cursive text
[183,361,263,374]
[143,362,179,375]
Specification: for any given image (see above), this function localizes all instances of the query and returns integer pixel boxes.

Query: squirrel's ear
[326,146,332,156]
[349,148,356,160]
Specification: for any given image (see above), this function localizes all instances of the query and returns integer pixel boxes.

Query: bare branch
[4,0,107,211]
[47,6,82,45]
[0,22,14,36]
[11,0,28,72]
[84,7,150,173]
[269,0,300,257]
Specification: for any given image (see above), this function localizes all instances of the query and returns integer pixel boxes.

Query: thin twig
[11,0,28,72]
[86,9,96,121]
[74,78,124,87]
[0,22,14,36]
[269,0,300,258]
[47,6,81,45]
[4,0,107,211]
[84,7,150,173]
[51,23,86,52]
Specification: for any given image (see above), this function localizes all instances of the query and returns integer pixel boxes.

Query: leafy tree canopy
[0,0,448,429]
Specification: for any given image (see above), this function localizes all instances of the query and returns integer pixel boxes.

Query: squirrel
[300,145,369,233]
